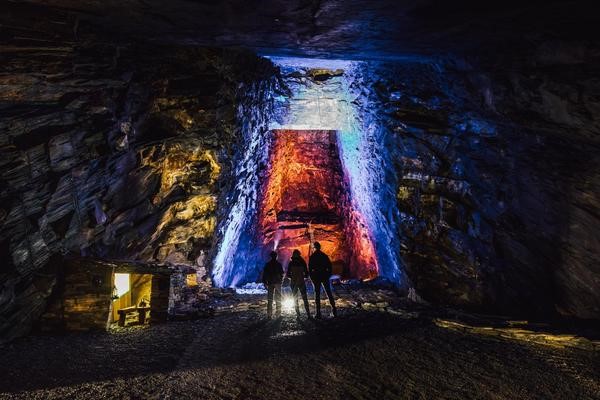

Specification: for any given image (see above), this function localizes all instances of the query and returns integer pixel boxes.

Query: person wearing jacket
[285,249,312,319]
[308,242,337,319]
[262,251,284,319]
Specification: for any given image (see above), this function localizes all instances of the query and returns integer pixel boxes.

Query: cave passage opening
[110,272,152,327]
[258,129,378,280]
[212,56,404,288]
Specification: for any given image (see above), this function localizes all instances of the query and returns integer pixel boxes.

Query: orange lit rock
[259,130,378,280]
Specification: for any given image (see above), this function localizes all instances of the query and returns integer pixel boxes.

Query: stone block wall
[150,275,170,324]
[40,261,113,332]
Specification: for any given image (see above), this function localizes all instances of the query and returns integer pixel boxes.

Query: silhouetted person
[285,249,312,319]
[262,250,283,319]
[309,242,337,318]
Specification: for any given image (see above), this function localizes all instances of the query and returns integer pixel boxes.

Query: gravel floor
[1,304,599,399]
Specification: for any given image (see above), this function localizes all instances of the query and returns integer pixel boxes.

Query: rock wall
[0,12,280,341]
[477,43,600,319]
[1,4,598,344]
[356,50,600,319]
[262,52,598,320]
[210,58,284,287]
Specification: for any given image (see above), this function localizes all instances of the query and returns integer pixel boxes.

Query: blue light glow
[212,77,278,287]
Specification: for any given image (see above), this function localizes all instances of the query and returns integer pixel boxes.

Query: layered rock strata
[0,17,280,341]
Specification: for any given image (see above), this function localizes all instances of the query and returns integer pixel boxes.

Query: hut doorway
[111,273,153,327]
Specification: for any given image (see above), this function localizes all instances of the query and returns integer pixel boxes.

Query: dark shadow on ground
[0,309,414,393]
[1,308,599,399]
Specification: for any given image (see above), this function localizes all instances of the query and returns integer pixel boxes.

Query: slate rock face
[0,11,279,342]
[1,1,599,344]
[354,51,600,319]
[228,54,599,321]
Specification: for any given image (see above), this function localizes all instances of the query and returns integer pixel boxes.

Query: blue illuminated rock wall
[212,57,410,287]
[367,60,506,309]
[211,60,286,287]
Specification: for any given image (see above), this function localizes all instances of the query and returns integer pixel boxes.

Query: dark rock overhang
[4,0,600,60]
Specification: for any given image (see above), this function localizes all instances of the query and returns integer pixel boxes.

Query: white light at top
[267,56,358,131]
[114,273,130,298]
[265,56,353,70]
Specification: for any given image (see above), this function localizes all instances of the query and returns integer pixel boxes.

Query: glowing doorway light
[113,273,130,298]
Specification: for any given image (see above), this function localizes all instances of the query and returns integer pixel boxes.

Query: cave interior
[0,0,599,377]
[1,0,600,398]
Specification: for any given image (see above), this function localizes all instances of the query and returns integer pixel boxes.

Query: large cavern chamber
[1,1,599,344]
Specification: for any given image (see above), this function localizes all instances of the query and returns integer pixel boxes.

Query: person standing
[262,251,283,319]
[285,249,312,319]
[308,242,337,319]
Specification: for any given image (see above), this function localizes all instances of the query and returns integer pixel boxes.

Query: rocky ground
[0,286,598,400]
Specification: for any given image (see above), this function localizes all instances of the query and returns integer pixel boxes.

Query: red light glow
[258,130,378,280]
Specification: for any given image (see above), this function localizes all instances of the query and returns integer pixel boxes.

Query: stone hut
[41,258,173,331]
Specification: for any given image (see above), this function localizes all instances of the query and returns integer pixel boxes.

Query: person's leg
[291,283,300,315]
[267,284,274,318]
[300,283,311,317]
[323,279,337,316]
[274,283,282,316]
[313,280,322,318]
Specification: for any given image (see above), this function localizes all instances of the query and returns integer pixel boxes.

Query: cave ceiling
[7,0,599,60]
